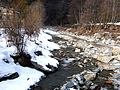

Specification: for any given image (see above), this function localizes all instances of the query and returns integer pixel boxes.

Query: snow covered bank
[0,28,59,90]
[0,65,44,90]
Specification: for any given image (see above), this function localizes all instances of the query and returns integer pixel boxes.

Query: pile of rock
[56,30,120,89]
[61,70,98,90]
[0,60,19,82]
[58,31,120,70]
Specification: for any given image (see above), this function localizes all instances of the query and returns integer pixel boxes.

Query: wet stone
[83,72,96,81]
[65,81,75,88]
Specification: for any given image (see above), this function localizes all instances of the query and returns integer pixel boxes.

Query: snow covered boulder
[0,61,19,82]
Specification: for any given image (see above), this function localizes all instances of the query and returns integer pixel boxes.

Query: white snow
[0,61,16,78]
[44,28,59,35]
[114,22,120,25]
[94,22,120,26]
[0,65,44,90]
[32,55,59,71]
[25,29,59,70]
[0,28,60,90]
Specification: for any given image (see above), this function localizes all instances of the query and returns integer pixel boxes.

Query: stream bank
[31,29,117,90]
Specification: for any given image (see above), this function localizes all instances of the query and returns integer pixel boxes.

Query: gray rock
[74,74,85,85]
[84,73,96,81]
[94,33,101,39]
[66,81,75,88]
[32,61,58,74]
[82,70,96,81]
[73,40,88,49]
[75,48,81,53]
[90,84,98,90]
[0,72,19,82]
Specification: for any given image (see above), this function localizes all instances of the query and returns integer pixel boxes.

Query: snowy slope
[0,28,59,90]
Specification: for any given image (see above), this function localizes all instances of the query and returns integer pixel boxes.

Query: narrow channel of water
[31,33,114,90]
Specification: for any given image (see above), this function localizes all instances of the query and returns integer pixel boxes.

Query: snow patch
[0,28,59,90]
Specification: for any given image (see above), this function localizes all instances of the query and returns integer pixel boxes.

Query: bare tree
[68,0,85,24]
[68,0,120,26]
[3,0,44,66]
[24,0,44,37]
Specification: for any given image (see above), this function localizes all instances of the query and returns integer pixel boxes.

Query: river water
[31,32,114,90]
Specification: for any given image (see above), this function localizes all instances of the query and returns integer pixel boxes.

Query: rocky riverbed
[31,28,120,90]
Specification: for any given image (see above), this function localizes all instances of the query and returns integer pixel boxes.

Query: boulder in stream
[82,70,96,81]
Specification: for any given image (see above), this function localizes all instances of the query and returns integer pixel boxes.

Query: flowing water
[31,33,114,90]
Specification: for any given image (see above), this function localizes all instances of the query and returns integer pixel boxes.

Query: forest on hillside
[44,0,120,26]
[0,0,120,26]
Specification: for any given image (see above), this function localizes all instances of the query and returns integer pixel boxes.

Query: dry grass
[57,24,120,40]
